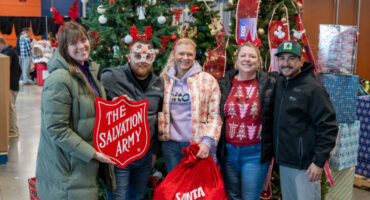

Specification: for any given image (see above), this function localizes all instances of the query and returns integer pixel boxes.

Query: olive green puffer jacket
[35,49,107,200]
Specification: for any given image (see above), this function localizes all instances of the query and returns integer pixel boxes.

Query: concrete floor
[0,84,370,200]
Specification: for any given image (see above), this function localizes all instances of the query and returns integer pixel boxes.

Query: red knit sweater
[223,77,262,146]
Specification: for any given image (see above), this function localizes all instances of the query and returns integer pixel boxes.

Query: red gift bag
[153,143,227,200]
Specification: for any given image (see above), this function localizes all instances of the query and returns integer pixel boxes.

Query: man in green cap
[273,41,338,200]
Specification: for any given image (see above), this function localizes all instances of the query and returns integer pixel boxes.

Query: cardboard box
[0,54,10,153]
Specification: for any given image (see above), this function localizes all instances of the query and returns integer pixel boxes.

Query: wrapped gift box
[355,158,370,178]
[317,24,357,75]
[319,74,358,123]
[325,167,354,200]
[330,121,360,170]
[357,96,370,124]
[356,96,370,177]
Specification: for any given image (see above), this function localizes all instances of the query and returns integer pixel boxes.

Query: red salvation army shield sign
[93,96,150,168]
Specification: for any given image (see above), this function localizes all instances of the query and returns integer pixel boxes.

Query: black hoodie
[273,62,338,169]
[1,45,21,91]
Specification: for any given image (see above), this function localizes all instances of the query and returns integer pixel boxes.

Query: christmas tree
[82,0,179,73]
[182,0,221,65]
[225,0,313,72]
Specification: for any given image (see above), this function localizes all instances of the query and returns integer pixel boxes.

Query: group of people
[34,22,338,200]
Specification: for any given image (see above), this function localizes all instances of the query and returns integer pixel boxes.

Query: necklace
[235,75,256,106]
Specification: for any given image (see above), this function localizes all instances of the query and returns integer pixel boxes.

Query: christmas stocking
[235,0,261,43]
[268,3,290,72]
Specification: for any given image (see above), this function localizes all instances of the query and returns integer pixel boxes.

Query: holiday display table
[325,167,355,200]
[356,96,370,178]
[330,121,360,170]
[319,74,359,124]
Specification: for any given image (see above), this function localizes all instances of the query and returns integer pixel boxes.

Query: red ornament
[170,34,177,41]
[93,96,150,169]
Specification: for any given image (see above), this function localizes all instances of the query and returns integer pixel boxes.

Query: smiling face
[128,42,153,80]
[174,43,196,73]
[236,46,260,76]
[277,52,304,79]
[67,36,90,65]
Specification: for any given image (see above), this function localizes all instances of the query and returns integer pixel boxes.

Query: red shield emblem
[93,96,150,168]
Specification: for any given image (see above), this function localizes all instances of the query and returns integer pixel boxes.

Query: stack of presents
[317,24,369,199]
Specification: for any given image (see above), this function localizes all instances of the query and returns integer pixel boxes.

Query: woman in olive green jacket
[35,22,114,200]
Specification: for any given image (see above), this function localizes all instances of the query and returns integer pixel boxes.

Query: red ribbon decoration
[109,0,115,4]
[172,8,182,24]
[191,5,200,14]
[160,36,170,52]
[237,30,261,47]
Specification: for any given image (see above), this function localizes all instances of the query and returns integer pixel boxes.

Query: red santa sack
[153,143,227,200]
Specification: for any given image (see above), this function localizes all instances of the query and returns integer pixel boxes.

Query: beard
[130,63,152,79]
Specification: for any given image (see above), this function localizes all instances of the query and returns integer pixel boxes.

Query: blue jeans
[223,143,269,200]
[279,165,321,200]
[20,56,31,83]
[162,140,190,173]
[113,152,152,200]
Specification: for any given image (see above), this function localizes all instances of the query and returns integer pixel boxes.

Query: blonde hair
[58,22,97,99]
[234,43,263,70]
[160,38,196,78]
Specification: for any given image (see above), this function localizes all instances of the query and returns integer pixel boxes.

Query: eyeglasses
[129,48,159,64]
[130,53,156,64]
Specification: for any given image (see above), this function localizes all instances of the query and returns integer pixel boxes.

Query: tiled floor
[0,85,369,200]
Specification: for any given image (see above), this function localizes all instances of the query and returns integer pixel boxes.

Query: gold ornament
[297,2,303,11]
[281,17,287,22]
[257,28,265,36]
[121,7,126,11]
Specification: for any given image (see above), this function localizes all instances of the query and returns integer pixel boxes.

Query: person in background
[217,43,275,200]
[19,27,32,85]
[47,32,58,51]
[0,36,22,138]
[273,41,338,200]
[101,38,164,200]
[35,22,114,200]
[158,38,222,173]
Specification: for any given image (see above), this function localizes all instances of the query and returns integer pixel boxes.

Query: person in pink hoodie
[158,38,222,172]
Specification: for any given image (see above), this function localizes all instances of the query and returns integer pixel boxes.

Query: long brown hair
[58,22,97,98]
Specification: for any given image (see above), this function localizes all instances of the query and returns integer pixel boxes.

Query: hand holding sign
[93,96,150,168]
[94,152,115,164]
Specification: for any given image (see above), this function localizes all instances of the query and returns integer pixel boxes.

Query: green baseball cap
[275,41,301,57]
